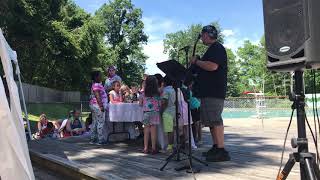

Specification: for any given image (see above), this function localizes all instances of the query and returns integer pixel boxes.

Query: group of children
[34,66,202,158]
[90,67,202,153]
[34,65,202,155]
[34,110,92,139]
[89,67,144,144]
[139,74,202,154]
[108,80,139,104]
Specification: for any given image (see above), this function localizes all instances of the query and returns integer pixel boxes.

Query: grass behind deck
[25,103,89,133]
[27,103,76,120]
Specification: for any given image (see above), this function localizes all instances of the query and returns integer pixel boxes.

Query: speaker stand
[277,71,320,180]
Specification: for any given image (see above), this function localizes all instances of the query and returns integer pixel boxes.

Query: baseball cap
[201,25,218,39]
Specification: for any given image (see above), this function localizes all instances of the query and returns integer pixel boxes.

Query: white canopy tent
[0,29,35,180]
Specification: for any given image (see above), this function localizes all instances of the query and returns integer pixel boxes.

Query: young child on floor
[161,76,176,152]
[139,75,161,154]
[109,81,123,104]
[69,109,86,136]
[37,113,49,133]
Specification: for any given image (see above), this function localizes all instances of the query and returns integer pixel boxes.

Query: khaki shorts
[200,97,224,127]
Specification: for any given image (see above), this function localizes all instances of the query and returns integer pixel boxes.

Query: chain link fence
[223,97,292,119]
[224,96,291,109]
[27,96,316,120]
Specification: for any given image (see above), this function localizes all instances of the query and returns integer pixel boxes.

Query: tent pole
[14,62,32,140]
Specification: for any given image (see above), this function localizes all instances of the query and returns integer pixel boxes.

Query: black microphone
[179,45,190,51]
[197,33,201,40]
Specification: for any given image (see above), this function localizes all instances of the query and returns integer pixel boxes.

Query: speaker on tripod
[263,0,320,72]
[263,0,320,179]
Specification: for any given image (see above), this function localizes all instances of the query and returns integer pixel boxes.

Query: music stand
[157,60,186,82]
[157,60,208,172]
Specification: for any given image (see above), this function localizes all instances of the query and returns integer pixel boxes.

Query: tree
[162,22,246,97]
[96,0,148,86]
[226,49,241,97]
[0,0,108,92]
[1,0,68,86]
[304,70,320,94]
[236,38,291,96]
[163,22,224,66]
[237,40,266,93]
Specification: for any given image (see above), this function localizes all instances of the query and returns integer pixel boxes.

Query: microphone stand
[160,81,183,171]
[160,46,190,171]
[175,47,208,173]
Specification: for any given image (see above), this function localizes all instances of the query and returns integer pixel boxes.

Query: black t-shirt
[195,41,228,99]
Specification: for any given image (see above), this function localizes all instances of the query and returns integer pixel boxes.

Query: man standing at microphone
[189,25,230,162]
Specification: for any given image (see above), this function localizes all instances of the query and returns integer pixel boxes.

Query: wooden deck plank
[29,118,319,179]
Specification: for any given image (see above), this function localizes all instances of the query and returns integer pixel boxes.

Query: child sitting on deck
[34,114,56,139]
[69,109,86,136]
[56,110,86,137]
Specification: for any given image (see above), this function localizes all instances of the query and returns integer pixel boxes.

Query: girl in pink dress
[139,75,161,154]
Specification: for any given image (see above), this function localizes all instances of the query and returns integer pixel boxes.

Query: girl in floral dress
[139,75,161,154]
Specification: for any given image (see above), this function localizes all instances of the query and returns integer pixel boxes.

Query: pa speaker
[263,0,320,71]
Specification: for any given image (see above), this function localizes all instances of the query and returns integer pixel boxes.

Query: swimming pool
[222,108,316,119]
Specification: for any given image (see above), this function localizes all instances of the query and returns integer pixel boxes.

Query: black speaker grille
[263,0,307,57]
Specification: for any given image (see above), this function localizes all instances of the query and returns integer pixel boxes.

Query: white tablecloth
[107,102,196,149]
[109,103,143,122]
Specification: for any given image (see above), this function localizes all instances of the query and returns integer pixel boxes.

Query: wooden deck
[29,117,319,180]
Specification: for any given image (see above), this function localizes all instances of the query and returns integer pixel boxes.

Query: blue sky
[74,0,264,74]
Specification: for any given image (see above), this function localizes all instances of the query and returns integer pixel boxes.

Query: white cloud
[224,36,245,52]
[142,17,184,36]
[222,29,260,52]
[141,20,261,74]
[143,41,168,75]
[223,29,242,51]
[221,29,235,37]
[142,17,186,75]
[252,38,261,46]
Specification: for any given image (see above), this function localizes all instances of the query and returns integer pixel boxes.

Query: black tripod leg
[160,150,178,171]
[313,161,320,179]
[165,152,174,161]
[165,149,178,161]
[277,154,296,180]
[180,149,208,166]
[186,156,200,174]
[176,154,202,173]
[304,158,317,180]
[191,155,208,166]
